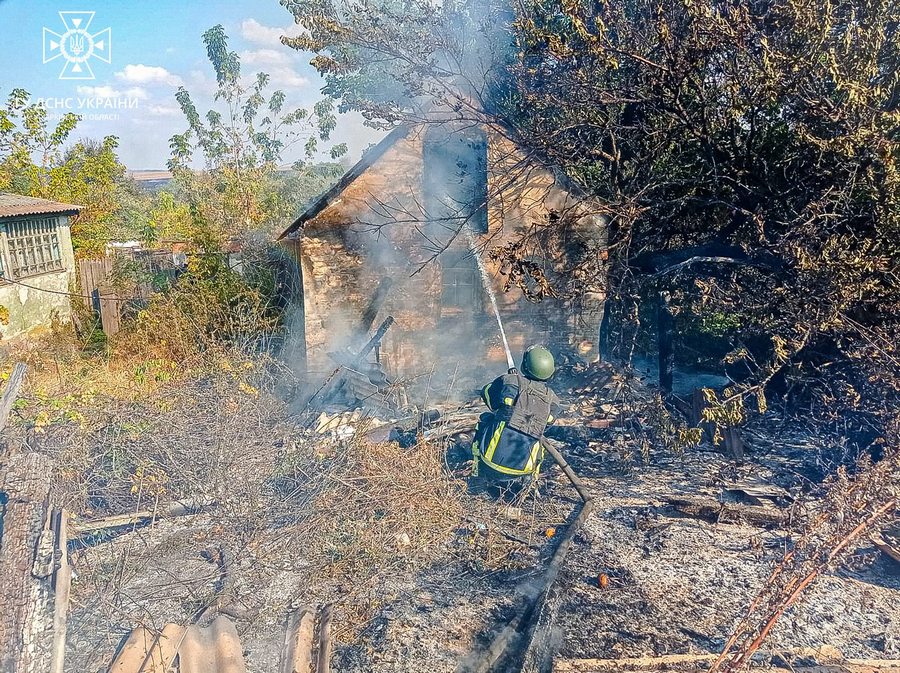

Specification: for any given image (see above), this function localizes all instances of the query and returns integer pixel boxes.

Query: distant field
[128,170,173,182]
[128,170,174,190]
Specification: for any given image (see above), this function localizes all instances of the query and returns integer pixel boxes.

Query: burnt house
[278,121,607,390]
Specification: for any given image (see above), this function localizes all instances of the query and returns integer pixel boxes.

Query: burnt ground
[60,366,900,672]
[328,439,900,672]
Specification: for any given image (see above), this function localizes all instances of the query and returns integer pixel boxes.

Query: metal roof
[0,193,82,219]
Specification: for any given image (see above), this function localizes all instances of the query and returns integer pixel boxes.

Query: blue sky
[0,0,382,168]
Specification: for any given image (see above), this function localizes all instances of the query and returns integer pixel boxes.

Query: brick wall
[291,124,607,396]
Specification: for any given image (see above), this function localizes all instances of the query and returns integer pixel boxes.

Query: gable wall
[293,126,606,397]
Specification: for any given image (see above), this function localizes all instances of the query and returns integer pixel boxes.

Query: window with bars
[3,217,64,279]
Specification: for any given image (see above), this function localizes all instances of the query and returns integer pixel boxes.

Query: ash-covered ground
[61,365,900,672]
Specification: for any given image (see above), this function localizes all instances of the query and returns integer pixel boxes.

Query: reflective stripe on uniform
[484,421,506,462]
[482,384,493,410]
[503,397,514,406]
[480,456,532,476]
[523,440,543,473]
[482,438,543,477]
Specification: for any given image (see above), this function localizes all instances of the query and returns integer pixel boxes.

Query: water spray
[465,229,516,370]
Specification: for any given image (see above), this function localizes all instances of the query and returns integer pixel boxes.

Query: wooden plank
[555,653,720,671]
[315,605,333,673]
[662,495,786,527]
[77,257,114,313]
[49,510,71,673]
[98,283,121,336]
[280,608,316,673]
[0,452,54,673]
[0,362,27,433]
[556,664,900,673]
[70,498,213,535]
[554,651,900,673]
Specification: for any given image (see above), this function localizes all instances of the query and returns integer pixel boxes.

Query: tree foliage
[0,88,145,255]
[169,24,347,239]
[285,0,899,451]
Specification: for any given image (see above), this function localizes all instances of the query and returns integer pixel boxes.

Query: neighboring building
[278,121,607,390]
[0,193,80,339]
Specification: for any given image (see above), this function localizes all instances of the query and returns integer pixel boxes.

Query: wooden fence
[77,257,121,335]
[77,251,177,336]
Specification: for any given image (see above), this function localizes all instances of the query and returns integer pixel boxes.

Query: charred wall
[289,123,607,397]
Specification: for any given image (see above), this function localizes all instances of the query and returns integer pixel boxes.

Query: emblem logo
[43,11,112,80]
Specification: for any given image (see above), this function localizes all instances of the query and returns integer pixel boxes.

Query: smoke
[278,1,605,406]
[284,120,517,405]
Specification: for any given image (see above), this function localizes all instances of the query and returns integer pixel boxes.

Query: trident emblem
[43,11,111,80]
[69,34,85,57]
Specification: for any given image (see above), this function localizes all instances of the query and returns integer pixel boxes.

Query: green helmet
[521,345,555,381]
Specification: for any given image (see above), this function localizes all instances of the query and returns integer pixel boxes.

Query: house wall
[0,216,76,339]
[291,125,606,396]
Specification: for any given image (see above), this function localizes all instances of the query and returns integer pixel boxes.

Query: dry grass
[1,339,501,670]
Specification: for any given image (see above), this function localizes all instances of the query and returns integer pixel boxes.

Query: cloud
[76,85,149,100]
[147,104,181,117]
[254,66,309,89]
[239,48,293,67]
[238,49,309,88]
[240,18,299,47]
[115,64,183,87]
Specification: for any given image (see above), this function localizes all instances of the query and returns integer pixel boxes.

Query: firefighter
[472,345,561,484]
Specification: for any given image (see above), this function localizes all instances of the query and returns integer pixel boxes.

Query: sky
[0,0,383,169]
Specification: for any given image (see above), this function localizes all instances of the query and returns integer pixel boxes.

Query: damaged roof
[0,193,82,219]
[277,125,412,241]
[276,119,599,242]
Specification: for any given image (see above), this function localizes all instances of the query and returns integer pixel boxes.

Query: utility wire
[1,274,132,303]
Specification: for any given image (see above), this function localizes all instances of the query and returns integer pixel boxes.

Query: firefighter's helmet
[521,345,555,381]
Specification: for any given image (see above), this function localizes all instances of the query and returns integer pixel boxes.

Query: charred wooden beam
[49,509,71,673]
[662,495,786,527]
[598,299,614,363]
[359,278,394,335]
[0,453,54,673]
[353,316,395,367]
[310,316,399,415]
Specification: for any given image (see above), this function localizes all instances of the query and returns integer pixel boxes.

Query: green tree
[0,87,80,194]
[169,24,347,240]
